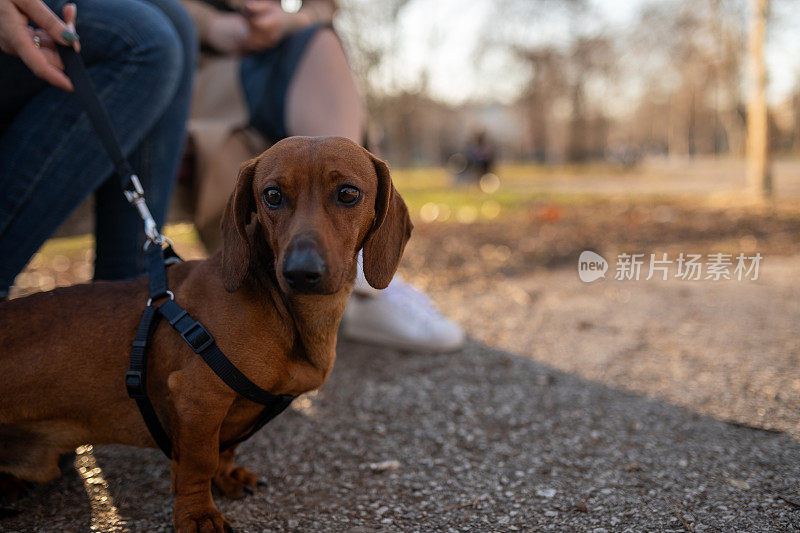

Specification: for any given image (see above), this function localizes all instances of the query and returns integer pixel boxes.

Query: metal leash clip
[123,174,165,248]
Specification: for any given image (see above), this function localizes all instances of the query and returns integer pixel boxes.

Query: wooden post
[745,0,772,199]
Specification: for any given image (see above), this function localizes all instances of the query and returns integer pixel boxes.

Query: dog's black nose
[283,241,327,292]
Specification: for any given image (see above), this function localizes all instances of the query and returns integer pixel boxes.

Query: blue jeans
[0,0,196,296]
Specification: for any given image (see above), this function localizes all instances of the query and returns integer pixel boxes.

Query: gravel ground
[2,337,798,532]
[3,212,800,532]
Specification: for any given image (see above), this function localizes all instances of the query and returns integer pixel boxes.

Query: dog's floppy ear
[221,157,258,292]
[362,153,413,289]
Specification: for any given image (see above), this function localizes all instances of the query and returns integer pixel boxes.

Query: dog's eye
[337,185,361,206]
[263,187,283,208]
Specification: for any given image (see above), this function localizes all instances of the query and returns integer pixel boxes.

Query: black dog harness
[59,45,294,459]
[126,245,294,458]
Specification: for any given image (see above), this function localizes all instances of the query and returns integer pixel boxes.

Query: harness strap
[126,305,173,457]
[222,395,295,451]
[158,299,295,408]
[146,244,171,303]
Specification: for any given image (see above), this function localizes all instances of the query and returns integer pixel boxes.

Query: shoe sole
[340,326,465,353]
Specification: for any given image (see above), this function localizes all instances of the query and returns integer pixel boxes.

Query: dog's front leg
[168,370,235,533]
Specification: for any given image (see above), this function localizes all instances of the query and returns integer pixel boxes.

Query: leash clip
[123,174,164,246]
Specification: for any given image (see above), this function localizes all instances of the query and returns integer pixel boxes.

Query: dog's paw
[213,466,259,499]
[174,508,233,533]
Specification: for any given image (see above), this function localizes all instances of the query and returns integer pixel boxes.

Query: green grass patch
[33,222,203,263]
[36,233,94,258]
[391,165,625,222]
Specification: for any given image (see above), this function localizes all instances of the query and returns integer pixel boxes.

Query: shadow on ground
[3,337,799,532]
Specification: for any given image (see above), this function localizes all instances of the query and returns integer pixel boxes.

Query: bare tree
[336,0,413,103]
[564,36,615,162]
[624,0,748,158]
[333,0,790,168]
[514,46,564,162]
[483,0,621,162]
[746,0,772,198]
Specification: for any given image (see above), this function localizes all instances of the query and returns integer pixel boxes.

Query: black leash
[57,46,133,188]
[57,45,159,241]
[59,45,294,458]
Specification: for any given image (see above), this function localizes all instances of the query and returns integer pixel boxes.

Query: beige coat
[188,53,265,251]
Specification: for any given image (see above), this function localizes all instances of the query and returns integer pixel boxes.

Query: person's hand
[0,0,79,92]
[242,1,303,51]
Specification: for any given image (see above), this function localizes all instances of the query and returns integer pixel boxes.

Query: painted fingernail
[61,29,79,44]
[243,485,254,495]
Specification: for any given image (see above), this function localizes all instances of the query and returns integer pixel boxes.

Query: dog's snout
[283,240,327,293]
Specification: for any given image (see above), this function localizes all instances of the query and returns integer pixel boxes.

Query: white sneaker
[341,276,466,352]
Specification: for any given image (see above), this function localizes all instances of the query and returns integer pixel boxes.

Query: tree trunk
[746,0,771,198]
[793,92,800,151]
[529,88,548,163]
[566,82,587,163]
[688,90,697,159]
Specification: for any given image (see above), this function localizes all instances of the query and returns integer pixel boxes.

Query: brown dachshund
[0,136,412,532]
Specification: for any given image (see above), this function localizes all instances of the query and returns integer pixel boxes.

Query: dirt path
[421,253,800,439]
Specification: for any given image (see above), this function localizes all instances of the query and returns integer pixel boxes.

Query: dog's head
[221,136,412,295]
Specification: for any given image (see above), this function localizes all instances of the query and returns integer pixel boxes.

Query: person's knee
[309,28,343,53]
[79,0,186,96]
[314,29,366,114]
[126,7,185,90]
[142,0,199,73]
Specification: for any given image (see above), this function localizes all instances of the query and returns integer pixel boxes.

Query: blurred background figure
[462,130,495,184]
[449,130,496,185]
